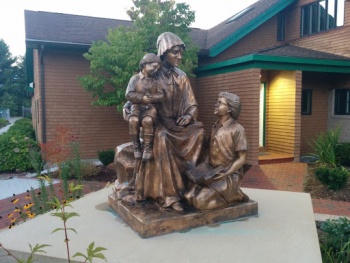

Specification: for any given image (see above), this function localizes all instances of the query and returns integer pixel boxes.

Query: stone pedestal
[108,194,258,238]
[0,187,322,263]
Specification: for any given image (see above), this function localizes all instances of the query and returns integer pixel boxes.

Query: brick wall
[327,76,350,142]
[41,49,129,159]
[194,69,261,165]
[300,72,329,155]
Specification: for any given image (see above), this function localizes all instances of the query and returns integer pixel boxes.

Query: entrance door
[259,83,266,147]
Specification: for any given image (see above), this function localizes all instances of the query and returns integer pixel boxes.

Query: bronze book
[185,163,224,184]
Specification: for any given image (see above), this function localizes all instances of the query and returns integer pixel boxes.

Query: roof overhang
[26,39,91,50]
[196,54,350,77]
[25,39,91,86]
[209,0,295,57]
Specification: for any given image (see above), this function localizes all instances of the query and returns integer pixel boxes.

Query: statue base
[108,194,258,238]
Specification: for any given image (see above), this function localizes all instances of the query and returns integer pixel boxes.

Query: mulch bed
[303,165,350,202]
[82,165,117,183]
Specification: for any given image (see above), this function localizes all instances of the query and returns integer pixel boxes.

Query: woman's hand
[176,115,192,126]
[123,107,130,121]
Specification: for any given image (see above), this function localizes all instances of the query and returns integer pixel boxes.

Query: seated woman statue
[122,32,204,212]
[184,92,249,211]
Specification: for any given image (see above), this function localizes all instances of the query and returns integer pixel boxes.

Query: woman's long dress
[134,66,205,207]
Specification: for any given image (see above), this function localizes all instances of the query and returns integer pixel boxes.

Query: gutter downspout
[40,44,46,143]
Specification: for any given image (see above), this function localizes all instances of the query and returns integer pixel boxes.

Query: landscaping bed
[304,165,350,202]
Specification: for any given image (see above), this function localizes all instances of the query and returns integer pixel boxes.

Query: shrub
[7,118,35,139]
[320,217,350,262]
[0,133,39,172]
[80,162,100,178]
[0,117,38,172]
[309,127,341,167]
[314,166,349,190]
[0,117,10,128]
[336,143,350,167]
[60,160,100,179]
[97,149,115,166]
[27,146,45,176]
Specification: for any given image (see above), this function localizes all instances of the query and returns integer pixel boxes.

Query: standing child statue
[185,92,249,210]
[125,53,164,161]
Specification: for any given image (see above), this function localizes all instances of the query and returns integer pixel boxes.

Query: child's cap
[139,53,161,70]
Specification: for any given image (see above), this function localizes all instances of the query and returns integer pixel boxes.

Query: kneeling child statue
[185,92,249,210]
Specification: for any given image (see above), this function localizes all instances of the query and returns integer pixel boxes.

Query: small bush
[97,149,115,166]
[7,118,35,139]
[336,143,350,167]
[59,161,100,180]
[80,162,100,178]
[320,217,350,262]
[0,133,39,172]
[314,166,349,190]
[27,146,45,176]
[0,118,10,128]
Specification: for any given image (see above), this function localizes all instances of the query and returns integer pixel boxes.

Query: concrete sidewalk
[0,117,22,135]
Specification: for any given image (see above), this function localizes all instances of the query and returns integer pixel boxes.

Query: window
[277,12,286,41]
[334,89,350,115]
[302,89,312,115]
[301,0,344,36]
[226,7,254,24]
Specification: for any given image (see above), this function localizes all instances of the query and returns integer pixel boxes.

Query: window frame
[302,89,313,115]
[334,89,350,115]
[300,0,344,37]
[277,12,286,41]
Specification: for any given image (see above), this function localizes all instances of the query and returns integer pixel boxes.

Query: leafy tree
[0,39,30,116]
[79,0,198,111]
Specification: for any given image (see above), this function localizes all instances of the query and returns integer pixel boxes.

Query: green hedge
[0,117,39,172]
[7,118,35,139]
[0,133,39,172]
[0,118,10,128]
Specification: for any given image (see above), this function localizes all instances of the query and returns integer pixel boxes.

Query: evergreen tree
[79,0,198,111]
[0,39,30,116]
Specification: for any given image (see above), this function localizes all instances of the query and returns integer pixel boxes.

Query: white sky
[0,0,258,57]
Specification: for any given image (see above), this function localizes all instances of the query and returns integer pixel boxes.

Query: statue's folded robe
[185,163,224,184]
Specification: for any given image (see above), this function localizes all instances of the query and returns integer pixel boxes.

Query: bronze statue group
[118,32,249,212]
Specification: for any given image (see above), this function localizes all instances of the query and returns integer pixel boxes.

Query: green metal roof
[196,54,350,77]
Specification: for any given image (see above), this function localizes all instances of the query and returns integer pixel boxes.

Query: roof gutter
[196,54,350,77]
[26,39,92,48]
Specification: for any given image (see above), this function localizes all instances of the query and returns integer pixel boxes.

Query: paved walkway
[1,162,349,230]
[0,117,22,135]
[242,162,350,218]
